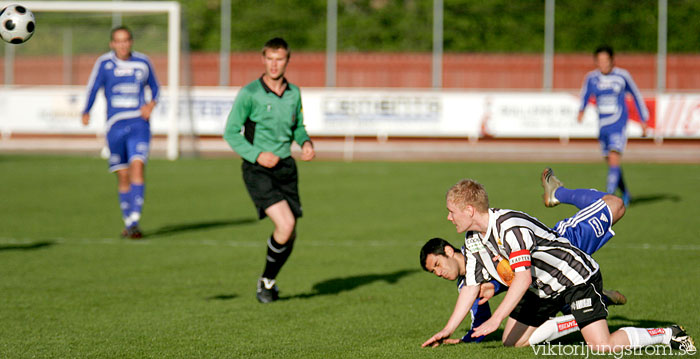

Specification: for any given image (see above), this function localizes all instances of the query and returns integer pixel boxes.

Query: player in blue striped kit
[577,46,648,206]
[82,26,160,239]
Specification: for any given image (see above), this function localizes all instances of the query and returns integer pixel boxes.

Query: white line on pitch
[1,237,699,251]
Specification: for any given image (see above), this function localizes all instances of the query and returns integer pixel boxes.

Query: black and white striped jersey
[457,245,496,293]
[462,208,600,298]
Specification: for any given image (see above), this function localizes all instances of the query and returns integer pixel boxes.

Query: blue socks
[554,187,606,210]
[129,184,145,227]
[118,191,131,225]
[462,300,491,343]
[607,166,621,194]
[461,280,505,343]
[119,184,144,228]
[607,166,630,205]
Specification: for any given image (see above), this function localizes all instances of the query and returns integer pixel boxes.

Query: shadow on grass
[206,294,239,301]
[629,193,680,207]
[281,268,419,300]
[0,240,56,251]
[145,217,257,238]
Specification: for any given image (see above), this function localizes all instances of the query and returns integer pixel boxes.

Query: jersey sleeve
[578,73,594,113]
[83,59,105,114]
[503,227,534,273]
[622,70,649,123]
[223,88,261,163]
[464,251,491,286]
[292,91,311,146]
[146,58,160,102]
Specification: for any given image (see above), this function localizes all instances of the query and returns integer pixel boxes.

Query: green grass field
[1,154,698,358]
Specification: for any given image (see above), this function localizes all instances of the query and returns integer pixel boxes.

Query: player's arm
[141,59,160,120]
[292,92,314,161]
[471,270,530,338]
[422,283,480,348]
[477,279,504,305]
[223,90,266,164]
[623,70,649,137]
[577,75,593,123]
[140,101,157,121]
[82,60,106,126]
[472,228,534,337]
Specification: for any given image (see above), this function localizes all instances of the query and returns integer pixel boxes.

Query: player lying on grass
[422,245,626,346]
[423,167,628,345]
[420,168,695,352]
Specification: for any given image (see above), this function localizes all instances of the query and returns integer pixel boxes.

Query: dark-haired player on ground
[421,168,627,345]
[223,37,315,303]
[421,169,694,352]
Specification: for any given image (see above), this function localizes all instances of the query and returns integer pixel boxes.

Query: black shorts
[242,157,302,220]
[509,271,608,330]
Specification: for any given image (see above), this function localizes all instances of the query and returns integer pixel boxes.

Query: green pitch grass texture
[1,155,698,358]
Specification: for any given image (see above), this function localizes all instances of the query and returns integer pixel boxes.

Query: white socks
[528,318,673,349]
[620,327,671,348]
[529,315,580,345]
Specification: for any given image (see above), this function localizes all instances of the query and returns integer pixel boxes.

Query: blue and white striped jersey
[83,51,160,130]
[579,67,648,132]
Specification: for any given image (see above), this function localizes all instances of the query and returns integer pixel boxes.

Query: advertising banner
[0,86,690,139]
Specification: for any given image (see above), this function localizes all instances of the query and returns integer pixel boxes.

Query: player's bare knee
[116,170,130,191]
[275,218,296,240]
[502,337,529,348]
[514,340,531,348]
[502,330,526,347]
[128,160,145,183]
[602,194,625,223]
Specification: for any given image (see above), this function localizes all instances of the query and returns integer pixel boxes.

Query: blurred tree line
[183,0,699,53]
[18,0,700,55]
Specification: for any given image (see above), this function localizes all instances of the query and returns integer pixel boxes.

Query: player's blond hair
[446,179,489,213]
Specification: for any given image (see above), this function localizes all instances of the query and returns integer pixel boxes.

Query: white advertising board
[0,86,693,139]
[656,94,700,138]
[0,86,106,135]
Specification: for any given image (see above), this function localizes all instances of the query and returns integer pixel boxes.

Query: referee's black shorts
[242,156,302,220]
[509,270,608,330]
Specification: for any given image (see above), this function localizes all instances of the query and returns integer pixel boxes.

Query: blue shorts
[598,128,626,156]
[553,199,615,255]
[106,118,151,172]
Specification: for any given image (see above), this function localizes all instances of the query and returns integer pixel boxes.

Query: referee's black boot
[256,277,279,303]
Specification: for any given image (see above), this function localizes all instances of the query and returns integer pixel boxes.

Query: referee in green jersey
[224,38,315,303]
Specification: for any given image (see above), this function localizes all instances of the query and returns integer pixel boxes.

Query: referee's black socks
[262,234,295,280]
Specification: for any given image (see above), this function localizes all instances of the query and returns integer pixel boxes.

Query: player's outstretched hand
[257,152,280,168]
[81,113,90,126]
[301,141,315,161]
[422,329,452,348]
[478,281,496,305]
[641,122,648,138]
[471,317,500,338]
[577,111,584,124]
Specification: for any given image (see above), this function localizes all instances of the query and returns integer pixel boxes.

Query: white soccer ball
[0,4,35,44]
